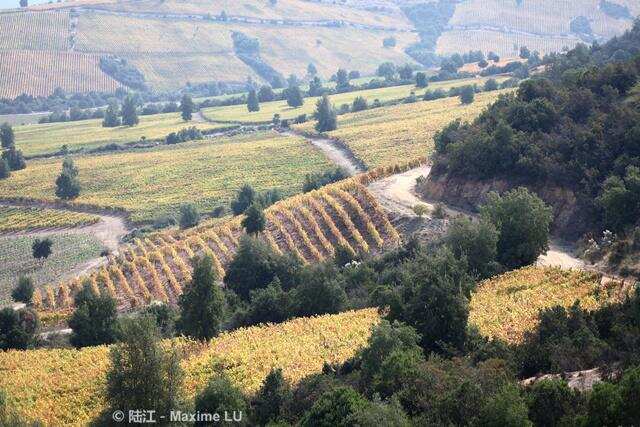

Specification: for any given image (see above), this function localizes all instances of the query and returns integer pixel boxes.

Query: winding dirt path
[284,130,366,176]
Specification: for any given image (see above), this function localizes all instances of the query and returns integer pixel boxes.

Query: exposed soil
[284,130,366,176]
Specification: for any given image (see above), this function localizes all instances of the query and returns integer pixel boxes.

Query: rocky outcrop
[419,174,587,239]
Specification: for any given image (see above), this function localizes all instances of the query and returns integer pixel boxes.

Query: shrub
[241,202,266,235]
[32,238,52,259]
[0,307,39,350]
[69,283,117,347]
[179,203,200,229]
[11,276,34,304]
[300,386,368,427]
[195,373,248,426]
[412,204,429,218]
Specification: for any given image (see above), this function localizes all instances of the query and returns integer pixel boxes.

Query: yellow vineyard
[31,166,413,312]
[0,10,70,51]
[0,206,99,232]
[0,308,380,426]
[469,266,628,344]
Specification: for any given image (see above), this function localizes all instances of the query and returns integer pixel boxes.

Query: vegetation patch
[0,205,99,232]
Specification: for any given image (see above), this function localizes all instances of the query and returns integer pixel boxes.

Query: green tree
[31,238,52,260]
[527,379,581,427]
[444,217,500,279]
[1,148,26,171]
[242,278,291,326]
[55,157,80,200]
[293,265,347,317]
[121,95,139,126]
[477,384,532,426]
[480,187,552,269]
[0,158,9,180]
[241,202,265,234]
[258,85,275,102]
[231,184,256,215]
[416,72,428,88]
[460,85,476,104]
[253,368,290,425]
[285,84,304,108]
[377,62,396,80]
[347,398,410,427]
[105,316,184,423]
[11,276,34,305]
[308,76,324,96]
[177,255,226,340]
[0,307,39,350]
[314,94,337,133]
[247,89,260,112]
[69,283,117,347]
[195,374,248,426]
[307,63,318,76]
[335,68,350,92]
[0,123,14,149]
[597,166,640,232]
[484,78,499,91]
[300,386,368,427]
[102,103,121,127]
[398,64,413,80]
[180,94,194,121]
[179,203,200,229]
[351,96,367,112]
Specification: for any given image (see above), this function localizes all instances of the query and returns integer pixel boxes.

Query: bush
[241,278,292,326]
[231,184,256,215]
[195,374,248,426]
[241,202,266,235]
[484,78,499,91]
[69,283,117,347]
[293,265,347,317]
[252,368,290,425]
[0,307,39,350]
[11,276,34,304]
[444,217,500,279]
[460,85,475,104]
[351,96,368,112]
[32,238,52,259]
[179,203,200,229]
[412,204,429,218]
[300,386,368,427]
[302,168,348,193]
[153,213,176,229]
[314,95,337,132]
[526,379,582,426]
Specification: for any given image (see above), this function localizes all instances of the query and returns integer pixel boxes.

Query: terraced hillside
[31,171,408,312]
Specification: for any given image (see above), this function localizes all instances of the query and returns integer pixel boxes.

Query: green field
[295,89,511,168]
[0,233,105,306]
[0,132,333,222]
[202,76,503,123]
[14,112,226,157]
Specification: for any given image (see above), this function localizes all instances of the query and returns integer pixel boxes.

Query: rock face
[419,174,587,239]
[521,367,615,392]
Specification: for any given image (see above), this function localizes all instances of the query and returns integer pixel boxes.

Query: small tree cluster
[55,157,81,200]
[0,123,26,176]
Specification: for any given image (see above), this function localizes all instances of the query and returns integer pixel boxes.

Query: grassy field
[202,77,500,124]
[469,266,627,344]
[14,112,226,157]
[0,232,105,306]
[0,50,121,99]
[0,308,380,425]
[0,132,334,222]
[0,112,49,126]
[0,206,99,232]
[295,89,511,168]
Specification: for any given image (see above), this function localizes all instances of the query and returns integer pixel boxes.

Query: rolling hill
[0,0,636,98]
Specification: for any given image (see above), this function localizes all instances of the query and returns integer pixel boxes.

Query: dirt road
[284,130,366,176]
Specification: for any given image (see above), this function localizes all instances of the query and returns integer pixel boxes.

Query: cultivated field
[0,233,104,306]
[32,171,405,311]
[202,76,499,123]
[0,308,380,425]
[469,266,628,344]
[0,10,70,51]
[0,132,334,222]
[0,206,99,232]
[296,89,511,168]
[0,50,121,99]
[14,112,227,157]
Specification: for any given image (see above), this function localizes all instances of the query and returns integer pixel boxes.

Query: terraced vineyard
[0,132,332,221]
[202,77,500,124]
[0,10,70,51]
[469,266,629,344]
[0,50,121,99]
[0,308,380,426]
[0,206,99,232]
[31,170,410,312]
[14,111,227,157]
[296,89,511,168]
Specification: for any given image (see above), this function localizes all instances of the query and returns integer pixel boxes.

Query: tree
[2,148,26,171]
[247,89,260,112]
[347,398,411,427]
[177,255,226,340]
[460,85,475,104]
[11,276,34,305]
[398,64,413,80]
[477,384,532,426]
[300,386,368,427]
[351,96,367,112]
[0,159,9,180]
[308,76,324,96]
[527,379,581,426]
[377,62,396,80]
[31,238,52,260]
[478,59,489,68]
[484,78,499,91]
[597,166,640,232]
[307,63,318,76]
[335,68,350,92]
[180,94,194,121]
[241,202,265,234]
[19,0,28,7]
[195,374,248,426]
[258,85,275,102]
[102,103,121,127]
[242,278,291,326]
[415,72,428,88]
[286,85,304,108]
[444,217,500,279]
[179,203,200,229]
[253,368,290,425]
[69,283,117,347]
[314,94,337,133]
[231,184,256,215]
[55,157,80,200]
[519,46,531,59]
[0,308,38,350]
[121,95,139,126]
[105,316,184,422]
[293,265,347,317]
[0,123,14,149]
[480,188,552,269]
[488,51,500,62]
[412,204,429,218]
